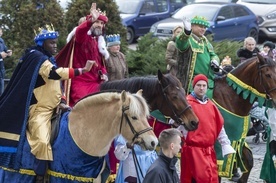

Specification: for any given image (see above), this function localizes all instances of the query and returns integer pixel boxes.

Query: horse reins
[119,106,153,142]
[160,83,191,125]
[257,63,276,99]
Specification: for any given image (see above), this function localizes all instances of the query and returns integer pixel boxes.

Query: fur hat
[191,16,210,28]
[34,24,59,46]
[192,74,208,88]
[263,41,275,49]
[106,34,121,47]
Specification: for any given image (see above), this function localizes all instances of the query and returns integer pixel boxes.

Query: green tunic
[175,31,219,98]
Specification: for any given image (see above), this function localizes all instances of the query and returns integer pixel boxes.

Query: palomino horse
[100,70,199,131]
[0,90,158,183]
[213,54,276,183]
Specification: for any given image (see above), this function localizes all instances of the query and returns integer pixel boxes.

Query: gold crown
[221,56,232,66]
[34,24,55,36]
[99,10,106,16]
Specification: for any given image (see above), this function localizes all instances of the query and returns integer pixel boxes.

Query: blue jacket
[0,37,8,59]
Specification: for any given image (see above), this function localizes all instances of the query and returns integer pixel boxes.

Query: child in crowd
[260,41,276,61]
[114,135,157,183]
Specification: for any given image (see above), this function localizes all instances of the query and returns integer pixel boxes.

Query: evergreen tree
[127,33,168,76]
[0,0,66,77]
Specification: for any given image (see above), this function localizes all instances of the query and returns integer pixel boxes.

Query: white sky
[59,0,71,9]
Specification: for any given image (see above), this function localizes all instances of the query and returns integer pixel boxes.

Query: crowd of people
[0,2,275,183]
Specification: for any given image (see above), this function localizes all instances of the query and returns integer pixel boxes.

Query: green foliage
[207,36,243,66]
[0,0,66,77]
[126,34,244,76]
[0,0,127,78]
[126,33,168,76]
[0,0,243,78]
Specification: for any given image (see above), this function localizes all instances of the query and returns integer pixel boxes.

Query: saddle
[50,108,69,144]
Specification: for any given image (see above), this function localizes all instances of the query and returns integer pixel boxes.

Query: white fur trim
[98,35,110,60]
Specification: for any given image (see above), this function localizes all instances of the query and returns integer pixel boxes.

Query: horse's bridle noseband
[119,106,153,143]
[160,83,191,125]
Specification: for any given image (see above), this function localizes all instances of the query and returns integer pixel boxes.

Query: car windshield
[239,0,275,3]
[172,4,219,20]
[115,0,141,14]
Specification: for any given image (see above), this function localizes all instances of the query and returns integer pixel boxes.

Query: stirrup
[35,175,44,183]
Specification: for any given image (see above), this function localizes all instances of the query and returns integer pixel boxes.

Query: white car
[237,0,276,40]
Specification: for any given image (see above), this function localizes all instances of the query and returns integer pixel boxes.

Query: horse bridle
[160,83,191,125]
[119,106,153,142]
[257,63,276,99]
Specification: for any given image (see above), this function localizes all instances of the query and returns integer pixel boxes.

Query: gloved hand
[101,74,108,81]
[211,60,220,72]
[183,17,191,31]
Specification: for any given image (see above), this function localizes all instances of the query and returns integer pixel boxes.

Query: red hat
[192,74,208,88]
[98,14,108,24]
[86,13,108,24]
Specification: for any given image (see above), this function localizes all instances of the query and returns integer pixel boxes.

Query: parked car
[237,0,276,40]
[195,0,237,2]
[115,0,191,43]
[150,2,259,42]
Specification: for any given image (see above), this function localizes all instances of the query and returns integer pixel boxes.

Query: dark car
[115,0,190,43]
[150,2,259,42]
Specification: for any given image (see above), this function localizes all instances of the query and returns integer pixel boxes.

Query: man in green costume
[175,16,220,98]
[175,15,242,180]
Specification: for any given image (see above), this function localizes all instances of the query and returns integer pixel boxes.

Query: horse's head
[120,90,158,151]
[256,54,276,105]
[157,70,199,131]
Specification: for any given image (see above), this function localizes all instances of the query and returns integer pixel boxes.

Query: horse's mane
[100,74,180,100]
[100,76,160,99]
[131,93,150,117]
[75,91,121,107]
[73,90,150,118]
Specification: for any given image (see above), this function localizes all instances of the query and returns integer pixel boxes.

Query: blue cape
[0,47,47,169]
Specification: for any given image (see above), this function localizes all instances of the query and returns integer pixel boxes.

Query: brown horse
[213,54,276,183]
[100,70,199,131]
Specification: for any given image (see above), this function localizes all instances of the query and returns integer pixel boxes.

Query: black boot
[34,175,44,183]
[230,168,240,182]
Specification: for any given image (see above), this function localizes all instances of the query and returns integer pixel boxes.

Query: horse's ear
[157,69,163,82]
[121,90,127,102]
[136,89,143,96]
[257,53,265,65]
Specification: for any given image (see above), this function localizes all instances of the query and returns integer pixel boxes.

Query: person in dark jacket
[0,27,12,95]
[143,128,182,183]
[236,37,260,63]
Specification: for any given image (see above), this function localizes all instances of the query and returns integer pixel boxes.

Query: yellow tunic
[26,60,71,161]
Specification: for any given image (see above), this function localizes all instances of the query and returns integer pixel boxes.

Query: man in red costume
[180,74,235,183]
[56,3,109,106]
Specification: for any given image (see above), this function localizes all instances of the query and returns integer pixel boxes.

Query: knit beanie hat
[263,41,275,49]
[192,74,208,88]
